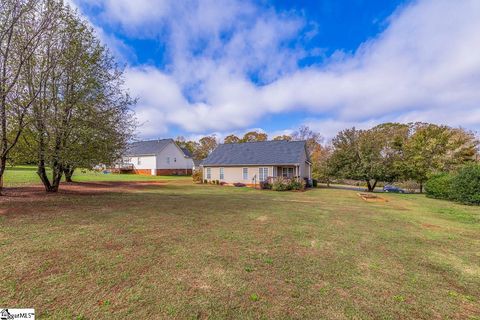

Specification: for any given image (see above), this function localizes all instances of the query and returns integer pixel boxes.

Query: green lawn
[0,179,479,319]
[3,166,190,187]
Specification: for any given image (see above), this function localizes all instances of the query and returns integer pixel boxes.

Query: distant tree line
[1,0,135,193]
[327,123,478,192]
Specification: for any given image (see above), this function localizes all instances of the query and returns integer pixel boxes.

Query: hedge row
[425,164,480,205]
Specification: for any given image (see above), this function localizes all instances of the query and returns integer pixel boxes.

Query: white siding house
[122,139,194,175]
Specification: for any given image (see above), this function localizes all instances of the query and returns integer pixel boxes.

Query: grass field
[0,175,479,319]
[3,166,189,187]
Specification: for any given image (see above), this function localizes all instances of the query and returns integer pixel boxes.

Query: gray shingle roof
[125,139,173,156]
[181,147,193,158]
[201,140,308,166]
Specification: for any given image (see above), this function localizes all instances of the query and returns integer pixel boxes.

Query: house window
[282,167,294,178]
[243,168,248,180]
[259,167,268,181]
[166,157,170,164]
[206,168,211,179]
[220,168,224,180]
[137,157,141,165]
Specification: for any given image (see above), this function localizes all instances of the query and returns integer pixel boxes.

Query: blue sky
[72,0,480,140]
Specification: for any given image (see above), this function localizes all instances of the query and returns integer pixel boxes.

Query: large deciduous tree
[401,123,477,192]
[0,0,56,193]
[194,135,218,160]
[329,125,407,192]
[22,2,135,191]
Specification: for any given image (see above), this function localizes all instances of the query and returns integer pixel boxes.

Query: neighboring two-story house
[122,139,194,175]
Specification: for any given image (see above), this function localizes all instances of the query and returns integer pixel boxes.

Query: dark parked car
[383,185,405,193]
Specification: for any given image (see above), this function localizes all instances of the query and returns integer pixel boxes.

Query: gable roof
[201,140,309,166]
[125,139,172,156]
[125,139,194,158]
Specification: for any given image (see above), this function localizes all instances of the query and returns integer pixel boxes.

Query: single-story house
[122,139,194,175]
[201,140,311,185]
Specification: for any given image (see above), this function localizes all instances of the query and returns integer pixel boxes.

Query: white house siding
[123,155,157,175]
[156,142,194,170]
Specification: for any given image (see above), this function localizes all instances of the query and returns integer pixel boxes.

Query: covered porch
[265,164,311,183]
[273,165,301,179]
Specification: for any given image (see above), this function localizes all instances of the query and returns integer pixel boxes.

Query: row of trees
[1,0,135,193]
[327,123,478,191]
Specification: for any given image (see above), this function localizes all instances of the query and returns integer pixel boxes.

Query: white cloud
[75,0,480,138]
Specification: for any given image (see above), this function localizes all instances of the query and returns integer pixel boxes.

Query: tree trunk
[366,179,377,192]
[0,159,5,195]
[51,165,63,192]
[36,123,63,192]
[37,160,52,192]
[37,163,63,192]
[0,156,7,196]
[419,182,423,194]
[64,166,75,182]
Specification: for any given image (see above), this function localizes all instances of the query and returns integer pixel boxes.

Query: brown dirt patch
[357,193,388,202]
[0,181,166,203]
[421,223,442,230]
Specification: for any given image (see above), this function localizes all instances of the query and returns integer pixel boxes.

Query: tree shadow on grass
[0,181,281,219]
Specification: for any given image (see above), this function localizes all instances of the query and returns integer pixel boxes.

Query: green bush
[270,178,305,191]
[450,164,480,205]
[272,178,291,191]
[425,164,480,205]
[312,179,318,188]
[289,179,304,190]
[425,173,454,200]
